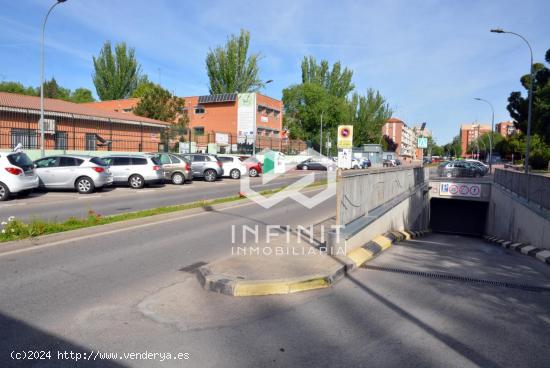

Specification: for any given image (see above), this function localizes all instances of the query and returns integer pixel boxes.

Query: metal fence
[336,166,429,226]
[494,169,550,211]
[1,109,307,155]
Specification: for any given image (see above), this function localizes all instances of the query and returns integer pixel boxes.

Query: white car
[351,158,361,169]
[0,151,39,201]
[102,154,164,188]
[217,155,248,179]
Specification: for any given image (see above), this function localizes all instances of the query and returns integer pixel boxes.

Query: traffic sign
[337,125,353,149]
[417,137,428,149]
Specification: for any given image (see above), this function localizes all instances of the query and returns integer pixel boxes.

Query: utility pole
[319,111,324,156]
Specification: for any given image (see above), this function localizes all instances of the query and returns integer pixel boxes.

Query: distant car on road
[238,156,262,177]
[103,154,163,188]
[0,151,39,201]
[296,158,332,171]
[218,155,248,179]
[361,158,372,168]
[34,155,113,194]
[437,161,484,178]
[180,153,223,182]
[149,152,192,185]
[351,158,361,169]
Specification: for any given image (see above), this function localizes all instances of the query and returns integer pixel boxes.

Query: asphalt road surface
[0,196,549,367]
[0,170,328,222]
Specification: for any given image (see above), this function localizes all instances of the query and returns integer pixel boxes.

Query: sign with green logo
[417,137,428,149]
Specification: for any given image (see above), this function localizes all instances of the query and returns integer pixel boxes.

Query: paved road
[0,170,327,222]
[1,200,549,367]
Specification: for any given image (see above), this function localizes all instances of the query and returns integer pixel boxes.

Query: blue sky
[0,0,548,144]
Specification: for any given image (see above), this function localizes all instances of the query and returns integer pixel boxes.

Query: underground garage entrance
[430,198,489,236]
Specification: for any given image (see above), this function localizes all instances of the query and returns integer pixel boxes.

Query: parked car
[436,161,484,178]
[217,155,248,179]
[383,159,395,167]
[296,158,333,171]
[180,153,223,182]
[394,158,402,166]
[351,158,361,169]
[149,152,192,185]
[0,151,39,201]
[102,155,163,188]
[238,156,263,177]
[360,158,372,168]
[34,155,113,194]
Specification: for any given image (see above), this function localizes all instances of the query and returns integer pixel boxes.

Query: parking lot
[0,170,327,222]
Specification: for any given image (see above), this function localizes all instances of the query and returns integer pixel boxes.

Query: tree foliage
[301,56,354,98]
[283,56,390,151]
[346,90,392,146]
[507,48,550,144]
[0,79,94,103]
[205,29,263,94]
[93,41,142,100]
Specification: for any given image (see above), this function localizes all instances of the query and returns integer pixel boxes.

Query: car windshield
[90,157,108,166]
[7,152,34,168]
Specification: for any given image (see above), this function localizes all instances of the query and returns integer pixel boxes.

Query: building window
[55,131,68,150]
[85,133,96,151]
[11,128,37,149]
[193,127,205,136]
[194,106,205,114]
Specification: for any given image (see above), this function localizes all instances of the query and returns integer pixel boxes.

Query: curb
[197,228,431,297]
[483,235,550,266]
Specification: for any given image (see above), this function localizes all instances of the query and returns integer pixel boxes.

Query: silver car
[180,154,223,182]
[102,155,164,189]
[34,155,113,194]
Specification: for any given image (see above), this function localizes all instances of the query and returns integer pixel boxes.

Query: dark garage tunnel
[430,198,489,236]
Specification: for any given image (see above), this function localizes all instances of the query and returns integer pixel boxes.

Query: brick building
[86,92,304,154]
[0,92,170,152]
[459,123,491,158]
[495,121,516,137]
[381,118,417,159]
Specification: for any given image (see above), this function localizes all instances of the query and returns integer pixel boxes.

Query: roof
[0,92,170,127]
[81,98,140,112]
[460,124,491,130]
[387,117,405,124]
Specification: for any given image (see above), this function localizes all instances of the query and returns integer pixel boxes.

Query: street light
[252,79,273,155]
[40,0,68,158]
[474,97,494,172]
[491,28,534,174]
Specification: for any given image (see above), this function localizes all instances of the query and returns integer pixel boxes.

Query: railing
[494,169,550,211]
[336,166,429,226]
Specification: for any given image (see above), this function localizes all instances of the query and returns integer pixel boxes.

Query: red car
[239,156,262,177]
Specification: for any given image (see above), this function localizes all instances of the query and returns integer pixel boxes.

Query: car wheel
[302,165,308,170]
[446,172,453,178]
[204,169,216,182]
[171,172,185,185]
[76,176,95,194]
[249,168,258,177]
[129,174,145,189]
[230,169,241,179]
[0,182,11,201]
[474,172,481,178]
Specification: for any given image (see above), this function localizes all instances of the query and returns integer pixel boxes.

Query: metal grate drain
[362,265,550,293]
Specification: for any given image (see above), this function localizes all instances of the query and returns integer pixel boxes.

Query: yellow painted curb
[233,276,329,296]
[372,235,393,250]
[347,247,375,268]
[390,231,405,241]
[398,230,411,240]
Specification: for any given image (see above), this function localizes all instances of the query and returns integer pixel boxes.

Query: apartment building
[382,118,418,159]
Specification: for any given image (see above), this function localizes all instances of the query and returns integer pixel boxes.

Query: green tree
[93,41,142,100]
[205,29,263,94]
[301,56,354,98]
[346,90,392,146]
[70,88,95,103]
[507,48,550,144]
[131,76,156,98]
[0,81,37,96]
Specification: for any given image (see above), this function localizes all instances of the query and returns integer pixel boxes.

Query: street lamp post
[40,0,67,158]
[491,28,534,174]
[252,79,273,156]
[319,111,324,156]
[474,97,494,172]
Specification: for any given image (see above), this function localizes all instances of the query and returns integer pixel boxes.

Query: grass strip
[0,179,329,243]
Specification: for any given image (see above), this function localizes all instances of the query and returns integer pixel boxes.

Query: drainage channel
[362,265,550,293]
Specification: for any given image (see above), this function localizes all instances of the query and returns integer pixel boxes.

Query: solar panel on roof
[198,93,238,104]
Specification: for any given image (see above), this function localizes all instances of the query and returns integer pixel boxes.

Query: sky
[0,0,549,144]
